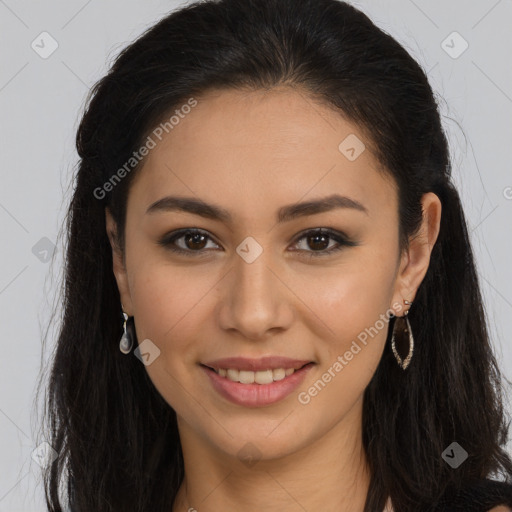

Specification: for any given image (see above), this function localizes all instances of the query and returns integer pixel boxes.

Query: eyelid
[291,227,350,245]
[158,227,357,257]
[289,228,356,257]
[158,228,220,253]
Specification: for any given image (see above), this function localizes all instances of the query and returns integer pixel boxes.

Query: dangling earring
[391,299,414,370]
[119,311,135,354]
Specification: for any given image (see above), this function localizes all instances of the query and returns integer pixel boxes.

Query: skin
[106,87,442,512]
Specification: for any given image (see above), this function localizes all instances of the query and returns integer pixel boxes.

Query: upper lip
[201,357,313,372]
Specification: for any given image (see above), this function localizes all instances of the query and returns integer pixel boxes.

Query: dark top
[65,478,512,511]
[428,479,512,511]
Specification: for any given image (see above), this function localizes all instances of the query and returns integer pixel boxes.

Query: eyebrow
[145,193,369,223]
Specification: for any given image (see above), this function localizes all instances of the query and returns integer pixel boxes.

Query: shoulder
[488,507,512,512]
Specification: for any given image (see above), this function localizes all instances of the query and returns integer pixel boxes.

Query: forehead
[128,87,396,221]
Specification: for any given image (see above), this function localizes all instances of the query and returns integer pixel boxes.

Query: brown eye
[159,227,357,258]
[183,232,208,250]
[305,232,330,251]
[158,229,220,255]
[290,228,358,258]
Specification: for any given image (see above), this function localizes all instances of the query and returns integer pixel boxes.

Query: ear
[105,208,133,315]
[390,192,442,315]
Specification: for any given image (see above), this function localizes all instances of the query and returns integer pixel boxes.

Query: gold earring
[391,299,414,370]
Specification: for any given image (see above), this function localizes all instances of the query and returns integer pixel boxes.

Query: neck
[172,398,372,512]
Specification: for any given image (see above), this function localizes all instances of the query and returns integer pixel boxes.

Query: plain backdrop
[0,0,511,509]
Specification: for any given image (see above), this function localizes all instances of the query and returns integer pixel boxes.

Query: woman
[41,0,512,510]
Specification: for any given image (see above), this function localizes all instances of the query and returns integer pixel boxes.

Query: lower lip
[201,363,315,407]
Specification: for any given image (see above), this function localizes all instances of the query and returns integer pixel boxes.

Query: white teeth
[215,367,298,384]
[273,368,286,381]
[227,368,239,381]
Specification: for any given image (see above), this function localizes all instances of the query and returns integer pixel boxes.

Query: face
[106,87,440,463]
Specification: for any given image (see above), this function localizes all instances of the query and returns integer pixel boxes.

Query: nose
[217,246,294,341]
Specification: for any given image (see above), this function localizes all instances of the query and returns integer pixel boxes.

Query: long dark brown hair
[39,0,512,510]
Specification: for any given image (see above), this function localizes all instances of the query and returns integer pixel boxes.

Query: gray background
[1,0,511,509]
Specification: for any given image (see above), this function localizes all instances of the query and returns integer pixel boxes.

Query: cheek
[303,250,398,376]
[126,261,215,412]
[293,270,396,419]
[129,261,205,340]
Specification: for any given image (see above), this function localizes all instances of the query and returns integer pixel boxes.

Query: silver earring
[391,299,414,370]
[119,312,135,354]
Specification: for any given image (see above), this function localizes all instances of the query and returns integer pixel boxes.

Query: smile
[201,362,315,407]
[212,366,300,384]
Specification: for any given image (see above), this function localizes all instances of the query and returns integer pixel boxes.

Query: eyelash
[158,228,357,259]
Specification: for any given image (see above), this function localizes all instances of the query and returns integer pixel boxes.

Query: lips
[201,361,315,407]
[201,356,313,372]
